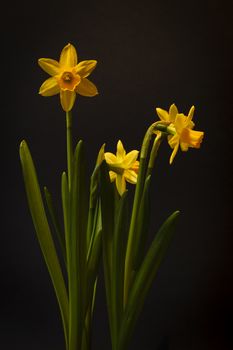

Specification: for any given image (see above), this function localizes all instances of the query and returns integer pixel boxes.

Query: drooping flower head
[38,43,98,111]
[155,104,204,164]
[104,141,139,196]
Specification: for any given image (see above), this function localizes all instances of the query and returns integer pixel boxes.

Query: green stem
[124,123,157,306]
[65,110,79,350]
[155,123,176,135]
[66,111,73,191]
[146,133,164,177]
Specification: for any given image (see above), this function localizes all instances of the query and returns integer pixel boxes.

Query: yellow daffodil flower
[155,104,204,164]
[38,43,98,112]
[104,140,139,196]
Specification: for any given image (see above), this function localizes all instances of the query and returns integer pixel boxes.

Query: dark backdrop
[1,0,233,349]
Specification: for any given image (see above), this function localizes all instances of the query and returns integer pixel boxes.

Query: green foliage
[20,122,180,350]
[19,140,69,349]
[118,211,180,350]
[20,137,104,350]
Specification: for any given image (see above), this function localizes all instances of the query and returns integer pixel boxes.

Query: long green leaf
[86,228,102,315]
[85,198,102,317]
[119,210,180,350]
[84,198,102,348]
[68,140,88,350]
[112,191,129,349]
[19,140,69,350]
[61,171,69,263]
[86,160,103,253]
[91,278,98,316]
[124,123,158,305]
[99,160,115,342]
[132,175,151,272]
[44,186,66,266]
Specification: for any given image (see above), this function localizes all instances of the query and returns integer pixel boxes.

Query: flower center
[62,72,73,82]
[58,70,81,91]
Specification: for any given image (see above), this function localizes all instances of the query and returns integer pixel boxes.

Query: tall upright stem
[66,111,73,192]
[66,110,78,350]
[124,123,157,306]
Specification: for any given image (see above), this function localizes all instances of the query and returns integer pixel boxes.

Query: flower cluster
[21,42,206,350]
[38,43,204,196]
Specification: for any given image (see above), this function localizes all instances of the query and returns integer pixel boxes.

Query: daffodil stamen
[58,71,81,91]
[63,72,73,81]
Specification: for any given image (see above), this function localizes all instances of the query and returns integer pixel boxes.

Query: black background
[1,0,233,349]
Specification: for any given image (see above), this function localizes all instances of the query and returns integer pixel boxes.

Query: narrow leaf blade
[133,175,151,271]
[112,191,129,345]
[44,186,67,266]
[19,140,69,349]
[68,140,88,350]
[99,160,115,342]
[119,210,180,349]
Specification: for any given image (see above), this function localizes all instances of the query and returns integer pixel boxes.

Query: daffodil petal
[59,43,78,68]
[131,160,139,173]
[174,114,187,133]
[124,169,137,184]
[169,142,179,164]
[188,120,195,129]
[75,60,97,78]
[156,108,170,122]
[38,58,60,76]
[109,171,117,182]
[188,105,195,120]
[76,78,98,97]
[168,134,179,149]
[105,152,118,164]
[116,175,126,196]
[39,77,60,96]
[169,103,178,122]
[116,140,126,161]
[123,150,139,168]
[60,90,76,112]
